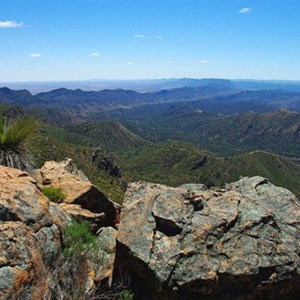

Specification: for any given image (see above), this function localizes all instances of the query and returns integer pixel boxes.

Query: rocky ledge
[0,160,118,299]
[117,177,300,300]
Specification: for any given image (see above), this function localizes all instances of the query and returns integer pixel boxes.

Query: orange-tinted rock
[0,165,93,299]
[34,158,120,227]
[0,222,47,300]
[60,203,105,232]
[0,166,52,232]
[0,163,120,299]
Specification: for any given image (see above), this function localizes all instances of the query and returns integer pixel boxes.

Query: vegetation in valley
[120,141,300,197]
[74,120,149,153]
[121,107,300,157]
[1,86,300,202]
[24,114,300,200]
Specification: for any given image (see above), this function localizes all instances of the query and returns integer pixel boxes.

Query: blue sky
[1,0,300,81]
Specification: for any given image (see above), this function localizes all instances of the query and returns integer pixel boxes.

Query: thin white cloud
[127,61,133,65]
[239,7,253,14]
[90,52,100,57]
[0,20,23,28]
[134,34,162,40]
[198,59,208,64]
[164,60,174,66]
[29,53,41,58]
[134,34,145,39]
[148,35,162,39]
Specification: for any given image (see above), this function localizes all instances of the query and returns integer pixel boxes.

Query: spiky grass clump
[0,113,39,171]
[41,186,66,203]
[63,220,98,258]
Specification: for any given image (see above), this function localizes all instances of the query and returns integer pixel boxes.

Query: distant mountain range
[0,83,234,113]
[0,87,41,106]
[1,82,300,117]
[1,86,299,202]
[2,78,300,93]
[0,83,299,158]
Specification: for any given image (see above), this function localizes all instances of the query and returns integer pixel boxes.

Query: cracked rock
[116,176,300,299]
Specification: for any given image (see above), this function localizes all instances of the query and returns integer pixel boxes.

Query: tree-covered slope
[72,120,149,153]
[120,141,300,197]
[126,108,300,157]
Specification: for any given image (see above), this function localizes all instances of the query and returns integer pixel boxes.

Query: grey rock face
[93,227,118,284]
[117,177,300,299]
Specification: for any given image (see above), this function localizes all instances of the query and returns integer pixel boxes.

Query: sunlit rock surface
[117,177,300,299]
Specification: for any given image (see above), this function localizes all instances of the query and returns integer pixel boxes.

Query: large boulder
[34,158,120,228]
[0,167,54,231]
[116,177,300,299]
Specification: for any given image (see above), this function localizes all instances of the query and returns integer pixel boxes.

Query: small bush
[63,220,98,259]
[41,186,66,203]
[118,289,134,300]
[62,221,132,299]
[43,221,100,299]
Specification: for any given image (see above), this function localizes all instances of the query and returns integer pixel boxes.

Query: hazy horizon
[2,77,300,84]
[3,77,300,95]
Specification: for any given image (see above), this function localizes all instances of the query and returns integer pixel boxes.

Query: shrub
[118,289,134,300]
[0,112,39,171]
[42,221,100,299]
[41,186,66,203]
[62,220,98,259]
[62,221,133,299]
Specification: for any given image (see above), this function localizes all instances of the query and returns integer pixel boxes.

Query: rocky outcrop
[3,160,300,299]
[0,222,51,300]
[116,177,300,299]
[92,148,122,178]
[0,165,70,299]
[34,158,120,228]
[98,156,122,178]
[0,163,119,299]
[190,154,207,170]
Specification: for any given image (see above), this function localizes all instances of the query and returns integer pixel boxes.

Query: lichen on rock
[117,176,300,299]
